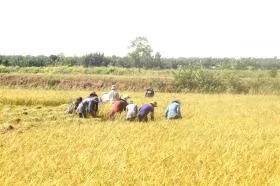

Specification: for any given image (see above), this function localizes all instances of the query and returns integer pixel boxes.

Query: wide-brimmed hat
[150,101,157,107]
[122,94,130,99]
[76,97,83,102]
[111,85,116,90]
[172,100,180,104]
[89,92,98,97]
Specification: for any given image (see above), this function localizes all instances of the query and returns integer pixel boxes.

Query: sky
[0,0,280,58]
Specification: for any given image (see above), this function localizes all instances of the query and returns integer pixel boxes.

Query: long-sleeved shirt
[111,100,127,113]
[138,104,154,119]
[77,97,99,114]
[165,102,181,119]
[126,104,138,119]
[108,90,120,104]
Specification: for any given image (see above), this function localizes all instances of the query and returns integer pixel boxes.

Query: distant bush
[174,69,226,93]
[0,65,11,73]
[268,69,278,78]
[226,76,249,94]
[174,69,251,94]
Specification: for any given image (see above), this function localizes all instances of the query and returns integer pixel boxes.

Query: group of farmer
[65,85,182,122]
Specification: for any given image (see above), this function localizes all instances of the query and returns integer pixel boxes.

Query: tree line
[1,37,280,70]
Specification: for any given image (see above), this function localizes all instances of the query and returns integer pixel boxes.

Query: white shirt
[101,93,110,102]
[126,104,138,118]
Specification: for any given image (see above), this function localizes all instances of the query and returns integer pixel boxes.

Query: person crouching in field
[65,97,83,114]
[110,97,129,119]
[126,100,138,121]
[144,87,155,97]
[77,93,99,118]
[165,100,182,120]
[138,101,157,122]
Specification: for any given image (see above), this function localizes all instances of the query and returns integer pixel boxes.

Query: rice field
[1,88,280,185]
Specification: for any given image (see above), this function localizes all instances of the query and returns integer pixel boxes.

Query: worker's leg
[91,102,98,117]
[143,116,148,122]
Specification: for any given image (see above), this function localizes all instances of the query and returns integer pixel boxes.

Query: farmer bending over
[110,96,129,118]
[144,87,155,97]
[65,97,83,114]
[165,100,182,120]
[126,100,138,121]
[77,93,99,118]
[138,101,157,122]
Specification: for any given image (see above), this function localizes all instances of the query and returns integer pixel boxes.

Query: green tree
[154,52,162,68]
[81,52,108,67]
[128,37,153,71]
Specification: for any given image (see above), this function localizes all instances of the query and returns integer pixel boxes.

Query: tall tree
[154,52,162,68]
[128,37,153,71]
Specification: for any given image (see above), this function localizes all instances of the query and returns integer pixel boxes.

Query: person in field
[76,92,99,118]
[109,97,128,118]
[165,100,182,120]
[144,87,155,97]
[138,101,157,122]
[108,85,120,104]
[65,97,83,114]
[126,100,138,121]
[87,92,100,117]
[101,92,110,103]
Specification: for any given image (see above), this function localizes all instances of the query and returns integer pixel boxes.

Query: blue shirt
[165,102,181,119]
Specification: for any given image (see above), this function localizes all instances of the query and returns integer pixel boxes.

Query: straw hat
[172,100,180,104]
[150,101,157,107]
[122,94,130,100]
[111,85,116,90]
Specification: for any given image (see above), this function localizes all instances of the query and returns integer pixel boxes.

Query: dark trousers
[138,114,148,122]
[89,101,98,117]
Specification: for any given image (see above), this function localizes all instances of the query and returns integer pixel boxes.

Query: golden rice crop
[1,88,280,185]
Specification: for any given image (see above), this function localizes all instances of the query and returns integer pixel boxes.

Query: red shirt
[111,100,127,113]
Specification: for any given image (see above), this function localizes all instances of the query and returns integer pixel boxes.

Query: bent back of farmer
[165,100,182,119]
[110,99,127,118]
[87,96,99,117]
[138,101,157,122]
[77,93,99,118]
[126,101,138,121]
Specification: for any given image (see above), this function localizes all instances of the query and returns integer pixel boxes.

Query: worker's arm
[177,105,182,118]
[122,103,126,112]
[165,107,168,118]
[150,108,154,121]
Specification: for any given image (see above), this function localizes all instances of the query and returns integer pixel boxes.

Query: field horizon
[1,66,280,94]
